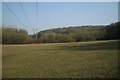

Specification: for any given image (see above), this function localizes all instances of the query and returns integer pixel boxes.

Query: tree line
[2,22,120,44]
[2,27,31,44]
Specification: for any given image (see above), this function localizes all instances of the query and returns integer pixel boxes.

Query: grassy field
[2,40,118,78]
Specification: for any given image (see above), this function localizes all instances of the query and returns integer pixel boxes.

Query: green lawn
[2,40,118,78]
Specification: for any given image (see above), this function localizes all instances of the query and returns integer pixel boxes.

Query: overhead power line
[3,2,26,28]
[18,0,32,28]
[36,0,38,28]
[33,29,38,39]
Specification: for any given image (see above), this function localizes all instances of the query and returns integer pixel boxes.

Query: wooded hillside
[2,22,120,44]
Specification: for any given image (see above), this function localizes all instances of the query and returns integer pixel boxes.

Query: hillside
[2,22,120,44]
[35,22,120,43]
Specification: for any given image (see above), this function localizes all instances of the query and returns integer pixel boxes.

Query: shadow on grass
[59,40,118,51]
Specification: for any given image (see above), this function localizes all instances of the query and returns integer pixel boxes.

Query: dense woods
[2,22,120,44]
[0,28,1,44]
[2,28,31,44]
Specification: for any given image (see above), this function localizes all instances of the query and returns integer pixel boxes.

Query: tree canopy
[2,22,120,44]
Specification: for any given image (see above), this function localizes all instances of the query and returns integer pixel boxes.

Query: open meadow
[2,40,118,78]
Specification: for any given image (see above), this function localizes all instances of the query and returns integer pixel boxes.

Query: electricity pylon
[33,29,38,39]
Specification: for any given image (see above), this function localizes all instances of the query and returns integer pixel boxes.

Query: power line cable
[34,0,38,39]
[18,0,32,28]
[36,0,38,28]
[3,2,26,28]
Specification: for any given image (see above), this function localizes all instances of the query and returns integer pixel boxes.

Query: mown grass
[2,40,118,78]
